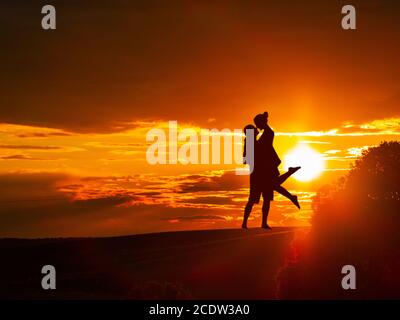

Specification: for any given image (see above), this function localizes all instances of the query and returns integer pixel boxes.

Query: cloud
[177,171,246,193]
[0,154,58,161]
[0,172,145,237]
[277,117,400,137]
[0,172,71,203]
[346,146,373,157]
[0,170,312,237]
[165,215,226,221]
[340,118,400,134]
[299,140,331,145]
[16,132,72,138]
[321,145,377,162]
[0,123,72,138]
[0,144,61,150]
[1,2,399,132]
[176,195,234,206]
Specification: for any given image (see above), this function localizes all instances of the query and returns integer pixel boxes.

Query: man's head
[243,124,258,137]
[253,112,268,129]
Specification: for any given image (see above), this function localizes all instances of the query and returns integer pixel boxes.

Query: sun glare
[283,144,325,182]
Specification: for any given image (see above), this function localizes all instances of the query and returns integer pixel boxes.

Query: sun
[283,144,325,182]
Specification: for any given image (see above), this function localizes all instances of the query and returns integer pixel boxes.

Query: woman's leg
[242,201,254,229]
[278,166,301,184]
[261,200,271,228]
[275,185,300,209]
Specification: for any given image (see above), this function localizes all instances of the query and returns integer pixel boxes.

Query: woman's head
[253,112,269,129]
[243,124,257,159]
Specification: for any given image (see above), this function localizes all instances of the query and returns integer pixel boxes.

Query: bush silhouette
[277,141,400,299]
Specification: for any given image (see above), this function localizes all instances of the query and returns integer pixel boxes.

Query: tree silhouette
[347,141,400,200]
[313,141,400,234]
[277,141,400,299]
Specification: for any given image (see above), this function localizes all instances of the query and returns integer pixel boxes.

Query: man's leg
[261,200,271,228]
[242,201,254,229]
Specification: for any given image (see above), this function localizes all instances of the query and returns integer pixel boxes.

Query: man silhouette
[242,112,300,229]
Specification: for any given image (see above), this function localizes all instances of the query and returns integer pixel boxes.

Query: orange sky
[0,1,399,237]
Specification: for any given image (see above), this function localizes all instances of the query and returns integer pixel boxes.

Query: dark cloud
[1,1,399,132]
[15,132,72,138]
[0,155,49,160]
[0,170,310,237]
[135,191,164,197]
[0,172,140,237]
[173,215,226,221]
[0,144,61,150]
[178,171,246,193]
[177,195,234,206]
[0,172,70,201]
[0,172,239,237]
[72,196,134,209]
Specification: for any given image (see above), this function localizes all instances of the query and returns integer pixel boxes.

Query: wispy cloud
[0,124,71,138]
[277,117,400,137]
[0,155,61,161]
[0,144,61,150]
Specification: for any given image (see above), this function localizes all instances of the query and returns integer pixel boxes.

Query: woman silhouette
[242,112,300,229]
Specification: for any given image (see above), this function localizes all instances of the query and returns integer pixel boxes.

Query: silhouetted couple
[242,112,300,229]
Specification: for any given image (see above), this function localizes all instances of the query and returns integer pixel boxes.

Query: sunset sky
[0,0,399,237]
